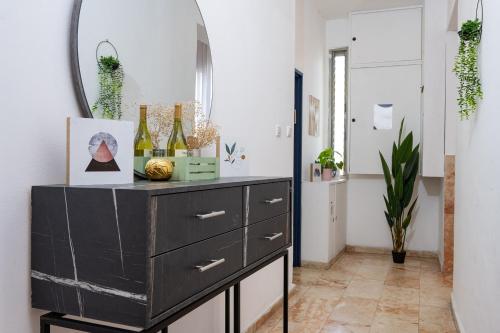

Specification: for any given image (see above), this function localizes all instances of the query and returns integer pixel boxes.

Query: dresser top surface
[33,176,292,195]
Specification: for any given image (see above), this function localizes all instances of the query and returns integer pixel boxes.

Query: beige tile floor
[256,253,456,333]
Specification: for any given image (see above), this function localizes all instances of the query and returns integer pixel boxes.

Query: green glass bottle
[167,103,188,157]
[134,105,153,172]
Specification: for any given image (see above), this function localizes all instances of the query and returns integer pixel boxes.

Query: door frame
[293,69,303,267]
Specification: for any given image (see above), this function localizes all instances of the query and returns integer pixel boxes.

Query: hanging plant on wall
[92,40,124,120]
[453,1,483,120]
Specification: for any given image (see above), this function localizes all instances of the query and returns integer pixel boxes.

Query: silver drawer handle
[265,198,283,205]
[195,258,226,272]
[264,233,283,241]
[196,210,226,220]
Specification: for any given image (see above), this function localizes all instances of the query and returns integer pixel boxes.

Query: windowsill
[302,177,347,185]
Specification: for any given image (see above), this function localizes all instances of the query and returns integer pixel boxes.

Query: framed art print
[310,163,322,182]
[66,118,134,185]
[308,95,320,137]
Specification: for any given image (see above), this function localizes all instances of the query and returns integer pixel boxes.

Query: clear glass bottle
[134,105,153,171]
[167,104,188,157]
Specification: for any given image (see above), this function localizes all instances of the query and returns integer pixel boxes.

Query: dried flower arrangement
[146,101,219,150]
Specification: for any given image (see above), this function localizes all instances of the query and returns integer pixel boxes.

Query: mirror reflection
[76,0,213,175]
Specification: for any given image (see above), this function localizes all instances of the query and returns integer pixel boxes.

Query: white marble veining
[32,270,147,304]
[245,186,250,226]
[63,187,84,316]
[112,189,125,274]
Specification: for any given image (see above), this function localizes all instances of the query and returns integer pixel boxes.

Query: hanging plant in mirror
[92,40,124,120]
[453,0,483,120]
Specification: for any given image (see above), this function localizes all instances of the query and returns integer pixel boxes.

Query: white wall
[422,0,447,177]
[326,18,349,50]
[452,0,500,332]
[295,0,327,179]
[79,0,201,123]
[325,13,443,253]
[0,0,295,332]
[347,176,442,251]
[445,32,459,156]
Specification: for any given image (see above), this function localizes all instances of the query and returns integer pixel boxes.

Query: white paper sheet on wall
[373,104,393,130]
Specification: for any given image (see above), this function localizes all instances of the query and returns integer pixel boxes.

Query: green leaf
[403,197,418,229]
[395,167,404,201]
[391,143,398,176]
[225,144,231,155]
[383,195,392,216]
[403,145,420,180]
[399,132,413,163]
[398,118,405,146]
[380,152,392,188]
[231,142,237,154]
[385,212,394,228]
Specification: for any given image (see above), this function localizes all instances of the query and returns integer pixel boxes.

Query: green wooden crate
[166,157,220,181]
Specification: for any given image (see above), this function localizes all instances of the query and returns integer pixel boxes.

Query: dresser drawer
[246,182,289,225]
[151,229,243,316]
[154,187,243,254]
[246,214,288,265]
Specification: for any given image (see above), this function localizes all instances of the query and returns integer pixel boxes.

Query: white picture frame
[308,95,320,137]
[67,118,134,185]
[310,163,322,182]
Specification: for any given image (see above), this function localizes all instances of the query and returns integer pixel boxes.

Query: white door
[351,7,422,65]
[349,64,422,174]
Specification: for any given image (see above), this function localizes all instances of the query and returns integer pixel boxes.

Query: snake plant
[379,119,420,253]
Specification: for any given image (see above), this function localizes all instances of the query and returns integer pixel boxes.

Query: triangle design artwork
[86,134,121,172]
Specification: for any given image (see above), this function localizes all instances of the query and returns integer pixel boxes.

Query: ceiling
[314,0,424,19]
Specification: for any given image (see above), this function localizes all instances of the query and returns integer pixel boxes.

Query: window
[195,24,213,118]
[329,49,348,174]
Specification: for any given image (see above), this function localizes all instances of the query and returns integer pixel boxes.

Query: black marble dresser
[31,177,292,329]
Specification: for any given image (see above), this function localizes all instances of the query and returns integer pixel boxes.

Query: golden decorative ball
[145,158,174,181]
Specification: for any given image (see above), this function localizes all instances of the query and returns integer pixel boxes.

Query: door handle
[264,233,283,241]
[196,210,226,220]
[195,258,226,272]
[265,198,283,205]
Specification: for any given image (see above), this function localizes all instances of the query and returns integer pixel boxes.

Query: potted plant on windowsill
[316,147,344,181]
[379,119,420,264]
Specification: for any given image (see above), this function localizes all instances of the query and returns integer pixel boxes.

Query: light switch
[286,126,292,137]
[275,125,282,138]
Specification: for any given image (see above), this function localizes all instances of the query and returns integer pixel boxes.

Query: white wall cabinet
[350,7,422,66]
[348,4,446,177]
[349,6,425,175]
[349,65,422,174]
[301,180,347,265]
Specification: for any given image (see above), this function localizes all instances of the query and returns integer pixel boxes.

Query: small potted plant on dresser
[379,119,420,264]
[316,147,344,181]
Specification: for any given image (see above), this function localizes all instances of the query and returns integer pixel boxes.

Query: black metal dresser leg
[234,283,241,333]
[161,328,168,333]
[225,289,231,333]
[40,320,50,333]
[283,252,289,333]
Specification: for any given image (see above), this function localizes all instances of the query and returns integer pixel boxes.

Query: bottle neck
[139,112,148,129]
[173,117,182,129]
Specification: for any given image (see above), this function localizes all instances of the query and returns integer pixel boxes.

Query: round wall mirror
[70,0,213,177]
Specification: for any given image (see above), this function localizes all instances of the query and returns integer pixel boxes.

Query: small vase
[152,149,166,158]
[392,251,406,264]
[322,168,333,181]
[188,148,201,157]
